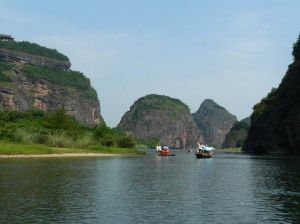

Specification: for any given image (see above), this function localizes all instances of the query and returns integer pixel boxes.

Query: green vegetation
[292,35,300,60]
[217,148,241,153]
[131,94,190,120]
[0,109,139,155]
[137,94,189,112]
[0,41,69,61]
[21,65,98,100]
[22,65,90,89]
[222,118,250,148]
[243,35,300,154]
[139,138,160,148]
[0,143,142,155]
[0,61,12,82]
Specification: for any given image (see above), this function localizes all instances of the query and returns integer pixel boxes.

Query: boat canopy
[203,146,215,151]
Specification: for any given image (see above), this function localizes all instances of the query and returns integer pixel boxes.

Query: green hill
[243,35,300,154]
[118,94,202,149]
[222,117,250,148]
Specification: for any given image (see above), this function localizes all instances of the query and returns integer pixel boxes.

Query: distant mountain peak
[118,94,203,149]
[193,99,237,148]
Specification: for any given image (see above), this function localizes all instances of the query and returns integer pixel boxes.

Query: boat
[159,150,175,156]
[159,146,175,156]
[195,145,214,159]
[196,151,213,158]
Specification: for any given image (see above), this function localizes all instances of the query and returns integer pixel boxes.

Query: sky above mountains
[1,0,300,126]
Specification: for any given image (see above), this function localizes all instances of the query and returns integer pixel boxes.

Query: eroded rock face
[0,39,104,126]
[118,94,203,149]
[0,89,18,111]
[0,48,71,70]
[0,70,104,126]
[193,99,237,148]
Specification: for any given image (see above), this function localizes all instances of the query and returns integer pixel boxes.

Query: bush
[0,109,135,150]
[73,134,95,148]
[46,132,72,148]
[0,73,11,82]
[117,135,135,148]
[94,124,116,146]
[13,129,47,145]
[0,41,69,61]
[0,62,12,82]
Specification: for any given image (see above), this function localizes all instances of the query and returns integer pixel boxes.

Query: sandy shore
[0,153,127,158]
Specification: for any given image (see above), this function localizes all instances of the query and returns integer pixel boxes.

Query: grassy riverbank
[0,143,144,155]
[216,148,242,153]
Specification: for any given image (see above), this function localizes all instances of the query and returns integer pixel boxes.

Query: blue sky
[1,0,299,126]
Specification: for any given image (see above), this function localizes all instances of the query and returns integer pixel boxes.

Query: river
[0,151,300,223]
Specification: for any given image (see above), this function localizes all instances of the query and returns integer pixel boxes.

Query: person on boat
[158,144,162,152]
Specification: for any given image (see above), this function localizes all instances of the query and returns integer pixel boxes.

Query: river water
[0,151,300,224]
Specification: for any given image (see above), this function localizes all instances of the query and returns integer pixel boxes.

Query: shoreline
[0,153,133,159]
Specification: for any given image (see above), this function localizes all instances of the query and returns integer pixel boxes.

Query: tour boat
[159,146,175,156]
[196,146,214,159]
[196,151,213,158]
[159,150,175,156]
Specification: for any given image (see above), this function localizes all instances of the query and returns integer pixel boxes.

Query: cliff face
[0,48,71,70]
[0,40,104,126]
[222,117,250,148]
[117,94,203,149]
[243,36,300,154]
[193,99,237,148]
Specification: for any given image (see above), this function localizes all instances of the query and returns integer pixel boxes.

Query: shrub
[0,41,69,61]
[117,135,136,148]
[0,62,12,82]
[46,132,72,148]
[13,129,47,145]
[73,134,95,148]
[22,65,91,89]
[0,109,135,150]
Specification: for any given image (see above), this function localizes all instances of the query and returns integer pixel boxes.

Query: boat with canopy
[196,144,214,158]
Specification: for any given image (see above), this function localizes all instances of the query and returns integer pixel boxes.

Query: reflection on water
[0,152,299,223]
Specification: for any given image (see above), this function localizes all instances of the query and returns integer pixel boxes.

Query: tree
[292,34,300,61]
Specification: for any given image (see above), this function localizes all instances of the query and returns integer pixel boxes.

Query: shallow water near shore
[0,150,300,223]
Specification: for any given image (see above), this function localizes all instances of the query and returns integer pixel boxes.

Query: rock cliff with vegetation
[222,117,250,148]
[117,94,203,148]
[193,99,237,148]
[243,35,300,155]
[0,38,104,126]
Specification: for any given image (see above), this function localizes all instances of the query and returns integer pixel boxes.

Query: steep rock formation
[222,117,250,148]
[0,39,104,126]
[193,99,237,148]
[117,94,203,149]
[243,35,300,154]
[0,48,71,70]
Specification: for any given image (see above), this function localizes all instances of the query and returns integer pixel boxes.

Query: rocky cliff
[0,39,104,126]
[193,99,237,148]
[0,48,71,70]
[117,94,203,149]
[243,35,300,155]
[222,117,250,148]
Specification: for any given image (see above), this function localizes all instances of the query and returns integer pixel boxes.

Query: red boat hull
[159,151,175,156]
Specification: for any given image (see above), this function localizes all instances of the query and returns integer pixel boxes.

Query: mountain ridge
[0,37,104,126]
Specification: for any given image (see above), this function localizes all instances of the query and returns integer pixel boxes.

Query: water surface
[0,151,300,223]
